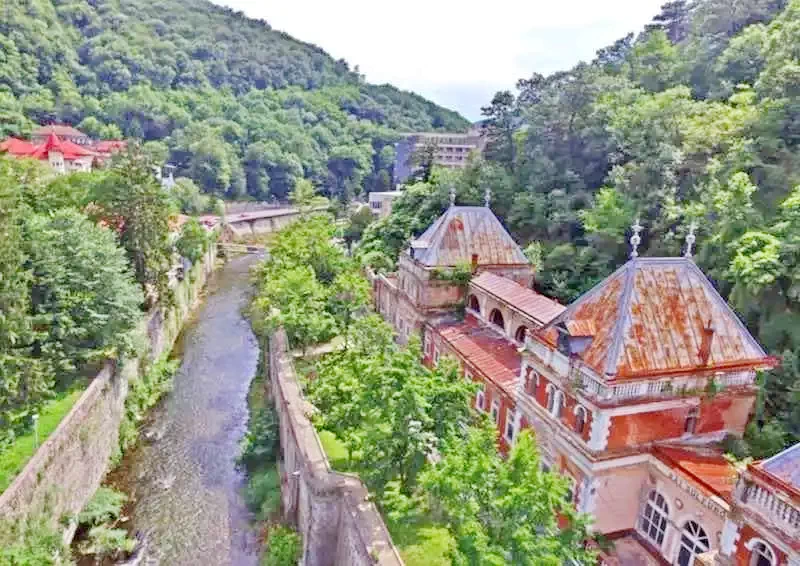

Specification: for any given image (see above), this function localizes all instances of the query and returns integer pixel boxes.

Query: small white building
[367,191,403,218]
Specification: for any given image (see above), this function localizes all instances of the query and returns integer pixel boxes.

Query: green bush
[262,526,301,566]
[245,467,282,521]
[78,487,128,527]
[239,404,280,471]
[79,525,136,562]
[0,516,73,566]
[118,354,179,455]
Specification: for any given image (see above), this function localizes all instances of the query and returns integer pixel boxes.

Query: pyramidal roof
[536,257,775,380]
[409,206,529,267]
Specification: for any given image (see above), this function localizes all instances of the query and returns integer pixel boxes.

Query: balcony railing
[570,369,755,403]
[742,481,800,536]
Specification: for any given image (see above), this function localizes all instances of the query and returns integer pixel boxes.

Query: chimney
[471,253,479,272]
[698,320,714,365]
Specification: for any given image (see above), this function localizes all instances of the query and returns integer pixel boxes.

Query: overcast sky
[213,0,666,121]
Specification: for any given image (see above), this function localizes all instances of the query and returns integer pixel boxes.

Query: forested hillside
[360,0,800,454]
[0,0,469,200]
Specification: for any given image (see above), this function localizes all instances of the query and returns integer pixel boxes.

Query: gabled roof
[433,315,520,395]
[29,133,95,160]
[32,124,87,139]
[536,257,774,380]
[409,206,529,267]
[470,271,564,326]
[0,137,37,155]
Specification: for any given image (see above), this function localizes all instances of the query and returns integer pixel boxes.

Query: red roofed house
[372,200,784,566]
[2,126,126,174]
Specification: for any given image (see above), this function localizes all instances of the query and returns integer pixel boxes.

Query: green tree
[176,217,209,264]
[23,209,143,385]
[91,147,174,306]
[422,424,597,566]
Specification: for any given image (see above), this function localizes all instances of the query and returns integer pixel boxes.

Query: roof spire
[484,187,492,208]
[684,222,697,259]
[449,185,456,208]
[630,218,643,259]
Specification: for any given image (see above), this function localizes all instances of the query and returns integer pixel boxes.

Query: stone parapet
[269,329,404,566]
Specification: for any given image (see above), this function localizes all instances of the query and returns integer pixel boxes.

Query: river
[108,255,261,566]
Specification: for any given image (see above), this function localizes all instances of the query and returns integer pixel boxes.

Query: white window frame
[433,346,440,365]
[490,399,500,424]
[504,408,518,444]
[424,333,432,357]
[546,384,564,419]
[475,383,485,412]
[573,405,588,434]
[745,539,776,566]
[638,490,670,548]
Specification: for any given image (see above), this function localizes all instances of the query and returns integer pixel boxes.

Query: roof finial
[684,222,697,259]
[484,187,492,208]
[630,218,643,259]
[449,185,456,208]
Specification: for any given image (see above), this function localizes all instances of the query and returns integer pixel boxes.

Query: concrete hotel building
[393,130,484,185]
[371,198,798,566]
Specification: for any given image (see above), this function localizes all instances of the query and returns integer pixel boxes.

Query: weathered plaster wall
[269,329,404,566]
[0,244,217,525]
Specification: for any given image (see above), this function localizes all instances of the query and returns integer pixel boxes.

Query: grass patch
[0,384,85,493]
[388,518,454,566]
[318,430,350,471]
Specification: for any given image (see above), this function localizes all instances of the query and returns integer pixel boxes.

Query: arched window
[468,295,480,313]
[574,405,587,435]
[489,309,505,331]
[677,521,710,566]
[748,541,775,566]
[515,325,529,343]
[638,490,669,547]
[546,386,563,419]
[685,407,699,434]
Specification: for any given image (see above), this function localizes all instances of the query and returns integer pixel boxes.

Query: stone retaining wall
[0,243,217,524]
[269,329,404,566]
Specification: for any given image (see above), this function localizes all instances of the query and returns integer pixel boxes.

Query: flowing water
[109,255,261,566]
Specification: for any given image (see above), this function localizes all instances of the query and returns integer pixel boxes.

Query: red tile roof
[410,206,529,267]
[653,445,737,499]
[0,137,37,155]
[433,315,520,395]
[29,133,95,160]
[92,140,127,154]
[470,271,564,326]
[536,258,776,380]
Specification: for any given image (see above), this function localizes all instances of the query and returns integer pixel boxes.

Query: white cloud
[213,0,666,120]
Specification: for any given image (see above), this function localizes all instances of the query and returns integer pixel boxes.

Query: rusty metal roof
[433,315,520,395]
[536,258,774,380]
[760,442,800,490]
[470,272,564,326]
[410,206,529,267]
[653,445,737,500]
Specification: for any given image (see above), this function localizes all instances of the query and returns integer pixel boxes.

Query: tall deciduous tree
[91,147,174,306]
[23,209,143,384]
[422,423,597,566]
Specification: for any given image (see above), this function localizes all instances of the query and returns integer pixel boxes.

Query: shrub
[239,404,279,471]
[78,487,128,527]
[245,467,281,521]
[0,516,73,566]
[79,525,136,562]
[262,526,301,566]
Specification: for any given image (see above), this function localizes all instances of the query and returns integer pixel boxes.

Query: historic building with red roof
[1,125,126,174]
[372,196,797,566]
